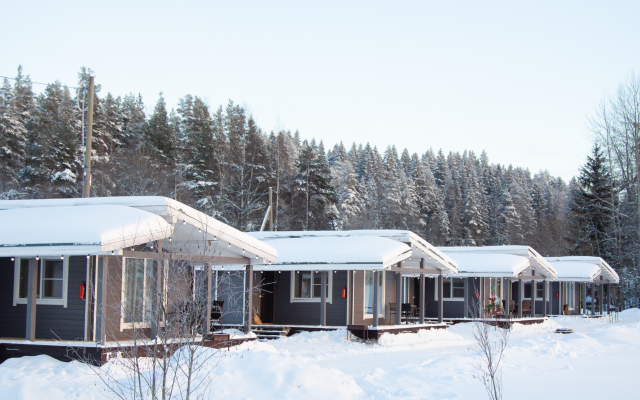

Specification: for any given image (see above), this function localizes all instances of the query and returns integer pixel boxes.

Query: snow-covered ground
[2,310,639,399]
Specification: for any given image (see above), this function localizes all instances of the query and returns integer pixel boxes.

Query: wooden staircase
[252,326,291,340]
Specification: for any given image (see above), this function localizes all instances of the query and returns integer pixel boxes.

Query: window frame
[524,281,548,301]
[13,257,69,307]
[434,277,465,302]
[120,257,160,330]
[289,271,333,304]
[363,270,385,318]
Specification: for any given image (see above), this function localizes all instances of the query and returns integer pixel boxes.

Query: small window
[536,282,544,300]
[13,257,68,306]
[291,271,332,303]
[436,278,465,301]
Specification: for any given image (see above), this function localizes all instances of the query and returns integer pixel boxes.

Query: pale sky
[2,1,639,182]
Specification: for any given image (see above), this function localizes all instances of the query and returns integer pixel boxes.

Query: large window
[290,271,332,303]
[364,271,384,316]
[435,278,465,301]
[489,278,502,304]
[122,258,157,327]
[566,283,575,309]
[13,257,69,307]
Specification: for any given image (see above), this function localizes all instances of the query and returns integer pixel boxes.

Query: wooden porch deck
[0,334,255,366]
[347,323,448,340]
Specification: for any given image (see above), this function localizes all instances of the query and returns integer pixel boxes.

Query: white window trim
[13,257,69,307]
[523,281,548,301]
[434,277,465,302]
[363,270,385,318]
[290,271,333,304]
[120,257,159,330]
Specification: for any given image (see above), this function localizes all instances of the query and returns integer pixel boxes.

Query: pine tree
[567,144,615,258]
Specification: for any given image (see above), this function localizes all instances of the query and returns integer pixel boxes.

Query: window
[364,271,384,316]
[13,257,69,307]
[290,271,332,303]
[566,283,575,309]
[536,282,544,300]
[524,282,547,300]
[121,258,157,328]
[435,278,465,301]
[489,278,502,304]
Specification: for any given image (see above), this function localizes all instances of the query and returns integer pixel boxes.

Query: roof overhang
[438,252,530,278]
[0,205,173,257]
[545,256,619,284]
[233,235,412,272]
[439,245,558,279]
[249,229,458,274]
[0,196,278,264]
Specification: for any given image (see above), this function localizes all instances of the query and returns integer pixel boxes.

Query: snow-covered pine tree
[0,78,27,196]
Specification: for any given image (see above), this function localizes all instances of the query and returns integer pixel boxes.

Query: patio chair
[210,300,224,332]
[389,303,397,323]
[401,303,413,324]
[522,300,531,317]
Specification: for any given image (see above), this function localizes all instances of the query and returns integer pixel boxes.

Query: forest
[1,66,638,307]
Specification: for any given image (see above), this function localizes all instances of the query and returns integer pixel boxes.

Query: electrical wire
[0,75,78,89]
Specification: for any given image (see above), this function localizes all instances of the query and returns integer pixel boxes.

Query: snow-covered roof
[220,235,411,271]
[249,230,458,273]
[442,252,530,277]
[438,245,557,279]
[545,256,619,284]
[0,196,277,263]
[0,205,172,257]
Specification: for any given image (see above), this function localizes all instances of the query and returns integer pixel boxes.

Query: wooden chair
[389,303,397,323]
[522,300,531,317]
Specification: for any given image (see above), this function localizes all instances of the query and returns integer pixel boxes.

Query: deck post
[372,271,379,328]
[25,258,38,341]
[599,283,604,315]
[531,280,536,317]
[606,284,611,314]
[582,282,587,315]
[419,258,425,324]
[504,278,510,318]
[464,277,469,318]
[244,264,253,334]
[437,274,443,323]
[320,271,327,326]
[543,279,548,317]
[518,279,523,318]
[590,283,595,315]
[95,256,107,345]
[206,262,212,333]
[395,271,402,325]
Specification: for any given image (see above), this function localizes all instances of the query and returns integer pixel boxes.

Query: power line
[0,75,78,89]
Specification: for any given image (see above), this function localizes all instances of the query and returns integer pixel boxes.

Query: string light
[61,256,64,260]
[11,257,15,261]
[183,220,186,225]
[36,256,40,260]
[228,243,231,247]
[242,249,245,253]
[86,255,90,259]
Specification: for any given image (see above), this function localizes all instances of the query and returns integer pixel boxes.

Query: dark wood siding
[273,271,348,326]
[0,256,87,340]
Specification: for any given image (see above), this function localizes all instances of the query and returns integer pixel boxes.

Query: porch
[0,333,255,366]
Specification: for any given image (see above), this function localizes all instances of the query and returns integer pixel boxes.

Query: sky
[2,1,639,182]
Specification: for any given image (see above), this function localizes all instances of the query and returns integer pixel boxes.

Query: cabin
[545,256,620,316]
[0,196,277,363]
[432,246,559,321]
[218,230,460,337]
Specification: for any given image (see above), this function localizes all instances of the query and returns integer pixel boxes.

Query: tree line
[1,66,638,307]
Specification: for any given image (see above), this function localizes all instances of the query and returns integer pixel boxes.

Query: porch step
[252,326,290,340]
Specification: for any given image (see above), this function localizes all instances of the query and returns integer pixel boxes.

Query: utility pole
[269,186,273,231]
[82,75,95,198]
